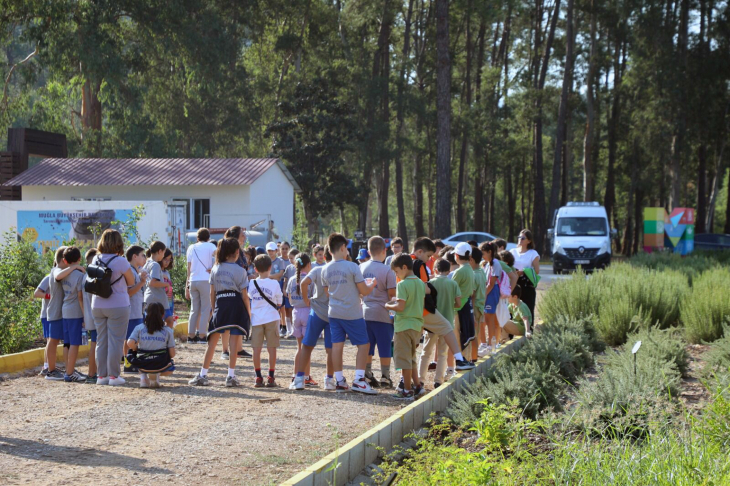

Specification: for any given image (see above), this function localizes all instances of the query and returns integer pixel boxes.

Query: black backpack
[85,255,124,298]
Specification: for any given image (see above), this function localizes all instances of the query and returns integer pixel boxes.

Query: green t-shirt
[499,260,515,274]
[394,276,426,333]
[453,264,475,311]
[473,266,487,310]
[508,299,532,332]
[429,275,461,326]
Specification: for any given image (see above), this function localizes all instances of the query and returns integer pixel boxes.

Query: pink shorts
[292,307,309,339]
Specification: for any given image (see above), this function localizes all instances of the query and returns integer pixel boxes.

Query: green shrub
[682,267,730,343]
[704,321,730,373]
[626,326,690,376]
[0,297,42,355]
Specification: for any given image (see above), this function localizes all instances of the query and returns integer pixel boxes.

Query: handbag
[496,298,510,328]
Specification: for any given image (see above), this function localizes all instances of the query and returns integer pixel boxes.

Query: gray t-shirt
[286,273,308,308]
[271,257,287,282]
[129,266,144,320]
[209,262,249,293]
[485,260,503,283]
[83,287,94,330]
[36,275,50,320]
[283,263,297,290]
[130,324,175,351]
[304,265,329,322]
[61,269,85,319]
[47,267,65,321]
[143,259,168,306]
[360,260,397,323]
[322,260,365,320]
[384,255,394,267]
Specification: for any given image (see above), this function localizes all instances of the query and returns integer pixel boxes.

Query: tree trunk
[376,1,393,238]
[697,144,707,234]
[473,20,487,233]
[507,169,516,241]
[582,2,597,202]
[725,173,730,234]
[456,2,473,233]
[532,0,561,255]
[474,167,484,233]
[669,0,689,210]
[394,0,415,245]
[549,0,573,221]
[435,0,452,238]
[622,139,639,256]
[605,38,622,226]
[81,78,102,155]
[633,188,643,254]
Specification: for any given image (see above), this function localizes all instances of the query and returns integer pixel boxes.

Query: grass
[682,268,730,343]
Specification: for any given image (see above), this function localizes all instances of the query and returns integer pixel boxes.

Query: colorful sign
[17,209,135,253]
[643,207,695,255]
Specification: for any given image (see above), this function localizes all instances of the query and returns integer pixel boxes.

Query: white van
[548,202,617,274]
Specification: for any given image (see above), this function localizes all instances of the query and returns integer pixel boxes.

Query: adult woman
[509,229,540,318]
[92,229,135,385]
[220,225,252,359]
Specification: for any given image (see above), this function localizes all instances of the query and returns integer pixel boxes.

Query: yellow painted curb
[0,321,190,375]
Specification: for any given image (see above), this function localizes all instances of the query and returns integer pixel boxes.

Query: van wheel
[553,268,561,275]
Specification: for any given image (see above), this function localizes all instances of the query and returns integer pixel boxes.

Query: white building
[5,157,301,242]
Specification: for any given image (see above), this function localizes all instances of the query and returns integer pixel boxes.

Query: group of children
[36,239,176,386]
[34,229,533,398]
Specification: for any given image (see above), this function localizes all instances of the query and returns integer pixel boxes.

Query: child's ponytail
[295,252,311,287]
[144,302,166,334]
[146,241,166,258]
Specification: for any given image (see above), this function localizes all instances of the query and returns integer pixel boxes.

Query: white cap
[454,242,472,257]
[265,242,278,252]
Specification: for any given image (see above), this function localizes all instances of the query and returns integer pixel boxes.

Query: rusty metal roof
[4,158,300,191]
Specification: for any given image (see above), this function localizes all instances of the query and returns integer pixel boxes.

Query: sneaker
[428,361,437,371]
[292,375,305,390]
[266,376,278,388]
[56,366,66,374]
[225,375,241,387]
[237,348,252,358]
[412,384,427,398]
[96,376,110,385]
[64,370,88,383]
[352,378,377,395]
[364,371,380,388]
[221,351,230,361]
[394,388,414,400]
[434,382,442,389]
[39,368,49,377]
[254,377,265,388]
[478,345,492,357]
[335,379,350,393]
[305,376,318,387]
[324,376,337,391]
[445,370,456,381]
[108,376,126,386]
[288,378,297,390]
[140,373,150,388]
[85,375,98,384]
[44,369,64,381]
[455,359,476,371]
[188,374,210,386]
[198,334,207,344]
[123,364,138,374]
[380,375,393,388]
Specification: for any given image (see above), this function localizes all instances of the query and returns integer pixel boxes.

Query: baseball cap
[357,249,370,261]
[265,242,277,252]
[454,242,472,257]
[256,246,266,255]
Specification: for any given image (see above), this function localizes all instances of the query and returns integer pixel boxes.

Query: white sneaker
[478,345,492,357]
[96,376,110,385]
[140,373,150,388]
[288,378,297,390]
[108,376,126,386]
[324,376,336,391]
[352,378,377,395]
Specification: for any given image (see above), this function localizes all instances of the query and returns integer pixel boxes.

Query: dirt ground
[0,338,406,486]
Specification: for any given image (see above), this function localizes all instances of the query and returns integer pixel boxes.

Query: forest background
[1,0,729,254]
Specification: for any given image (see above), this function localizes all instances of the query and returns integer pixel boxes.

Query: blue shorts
[302,310,332,349]
[62,318,84,346]
[41,318,50,339]
[48,319,64,341]
[366,320,394,358]
[127,318,144,339]
[484,286,500,314]
[89,329,97,343]
[164,307,174,319]
[283,296,292,309]
[210,326,246,336]
[330,317,369,346]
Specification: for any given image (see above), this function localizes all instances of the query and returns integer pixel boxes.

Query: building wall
[248,164,295,241]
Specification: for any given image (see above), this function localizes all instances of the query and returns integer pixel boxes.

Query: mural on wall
[643,207,695,255]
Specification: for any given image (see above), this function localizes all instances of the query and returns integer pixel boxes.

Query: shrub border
[0,321,189,374]
[281,333,528,486]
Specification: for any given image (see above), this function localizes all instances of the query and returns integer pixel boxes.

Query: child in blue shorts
[124,245,148,373]
[57,247,88,383]
[34,273,52,376]
[322,233,377,394]
[359,236,397,389]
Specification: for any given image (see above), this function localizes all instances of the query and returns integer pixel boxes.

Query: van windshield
[557,217,607,236]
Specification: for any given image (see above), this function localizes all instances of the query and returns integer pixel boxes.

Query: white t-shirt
[248,278,283,326]
[509,249,540,271]
[187,241,216,282]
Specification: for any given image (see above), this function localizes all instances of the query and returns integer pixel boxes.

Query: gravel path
[0,338,404,486]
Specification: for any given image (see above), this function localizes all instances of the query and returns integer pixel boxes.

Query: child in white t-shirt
[248,254,283,387]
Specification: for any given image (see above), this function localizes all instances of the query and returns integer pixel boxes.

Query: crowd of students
[34,226,537,400]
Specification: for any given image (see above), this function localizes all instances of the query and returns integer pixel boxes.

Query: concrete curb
[0,321,190,374]
[280,335,527,486]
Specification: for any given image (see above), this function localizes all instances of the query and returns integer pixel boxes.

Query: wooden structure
[0,128,67,200]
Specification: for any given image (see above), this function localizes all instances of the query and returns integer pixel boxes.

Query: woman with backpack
[90,229,135,386]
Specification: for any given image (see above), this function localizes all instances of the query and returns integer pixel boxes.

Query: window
[557,217,607,237]
[193,199,210,229]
